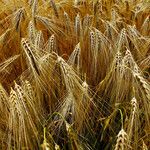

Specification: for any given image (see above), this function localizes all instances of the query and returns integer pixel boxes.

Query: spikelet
[39,53,52,67]
[93,0,102,16]
[142,141,148,150]
[75,13,81,39]
[35,30,44,49]
[83,14,91,30]
[81,80,90,103]
[94,28,112,60]
[31,0,38,18]
[135,74,150,100]
[0,84,9,112]
[127,25,143,55]
[105,23,113,41]
[57,56,75,90]
[123,49,135,69]
[89,30,95,52]
[90,30,96,51]
[141,15,149,36]
[41,141,50,150]
[90,29,99,75]
[68,42,81,72]
[47,34,56,53]
[60,91,75,122]
[28,20,36,44]
[111,8,118,22]
[9,88,21,116]
[64,11,71,33]
[0,84,8,102]
[114,128,128,150]
[127,97,138,141]
[21,38,40,75]
[28,0,33,6]
[123,49,150,100]
[50,0,59,18]
[82,80,88,95]
[94,28,110,46]
[14,82,28,110]
[115,51,122,68]
[117,28,128,51]
[13,8,25,31]
[23,80,34,99]
[133,62,141,75]
[127,25,140,38]
[74,0,80,6]
[64,121,69,133]
[132,59,150,100]
[55,143,60,150]
[131,97,137,117]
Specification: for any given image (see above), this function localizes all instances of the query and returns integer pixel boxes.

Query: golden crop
[0,0,149,149]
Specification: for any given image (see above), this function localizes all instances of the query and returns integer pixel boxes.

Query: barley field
[0,0,149,149]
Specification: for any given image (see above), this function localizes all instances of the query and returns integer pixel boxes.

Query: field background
[0,0,149,149]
